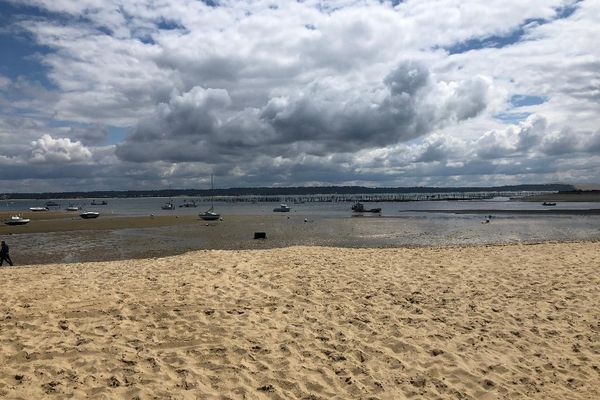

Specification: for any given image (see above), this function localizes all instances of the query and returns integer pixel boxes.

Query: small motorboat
[273,204,291,212]
[179,200,198,208]
[351,202,381,213]
[80,211,100,219]
[45,200,60,207]
[4,215,30,226]
[542,202,557,206]
[161,201,174,210]
[66,205,80,211]
[30,207,49,212]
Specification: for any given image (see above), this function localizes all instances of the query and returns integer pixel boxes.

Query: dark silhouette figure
[0,241,13,266]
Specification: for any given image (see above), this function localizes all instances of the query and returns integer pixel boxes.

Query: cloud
[29,134,92,164]
[0,0,598,189]
[116,60,492,163]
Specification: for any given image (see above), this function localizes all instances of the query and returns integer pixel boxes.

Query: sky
[0,0,598,191]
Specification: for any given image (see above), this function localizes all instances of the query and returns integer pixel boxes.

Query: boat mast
[210,174,214,210]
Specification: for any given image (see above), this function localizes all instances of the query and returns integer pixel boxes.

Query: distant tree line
[0,183,575,199]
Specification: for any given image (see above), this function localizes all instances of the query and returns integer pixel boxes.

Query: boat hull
[273,204,291,212]
[199,212,220,221]
[5,219,30,226]
[80,212,100,219]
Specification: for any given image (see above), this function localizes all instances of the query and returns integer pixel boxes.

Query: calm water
[4,196,600,217]
[3,196,600,264]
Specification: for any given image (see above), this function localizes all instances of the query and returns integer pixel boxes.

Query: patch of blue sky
[157,19,185,31]
[510,95,547,108]
[555,0,583,19]
[445,1,582,55]
[445,18,544,55]
[200,0,219,8]
[108,127,129,145]
[0,2,55,89]
[494,112,531,124]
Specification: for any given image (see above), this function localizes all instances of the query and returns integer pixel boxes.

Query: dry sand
[0,242,599,399]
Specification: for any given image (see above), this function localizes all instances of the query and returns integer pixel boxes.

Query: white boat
[179,200,198,208]
[161,201,174,210]
[273,204,291,212]
[4,215,30,226]
[80,211,100,219]
[200,175,221,221]
[199,208,220,221]
[30,206,49,212]
[66,205,80,211]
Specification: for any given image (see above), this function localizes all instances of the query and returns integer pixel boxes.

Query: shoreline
[2,213,600,266]
[1,242,598,399]
[400,208,600,215]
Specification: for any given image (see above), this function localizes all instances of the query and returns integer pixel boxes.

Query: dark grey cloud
[66,124,109,145]
[116,61,491,163]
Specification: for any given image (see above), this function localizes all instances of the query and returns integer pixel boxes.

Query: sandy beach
[0,242,598,399]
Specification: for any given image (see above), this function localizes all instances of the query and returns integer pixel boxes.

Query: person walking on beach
[0,241,13,266]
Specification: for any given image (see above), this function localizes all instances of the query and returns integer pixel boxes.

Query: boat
[30,207,49,212]
[80,211,100,219]
[200,175,221,221]
[351,202,381,213]
[179,200,198,208]
[542,202,557,206]
[45,201,60,207]
[91,200,108,205]
[4,215,30,226]
[273,204,291,212]
[66,205,80,211]
[161,201,174,210]
[199,208,220,220]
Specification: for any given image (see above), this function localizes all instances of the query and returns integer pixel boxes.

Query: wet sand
[0,212,199,234]
[405,209,600,215]
[521,192,600,202]
[2,213,600,265]
[0,242,598,399]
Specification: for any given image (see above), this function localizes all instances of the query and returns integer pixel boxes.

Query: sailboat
[199,175,220,221]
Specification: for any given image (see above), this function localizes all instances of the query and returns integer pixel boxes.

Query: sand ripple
[0,242,599,399]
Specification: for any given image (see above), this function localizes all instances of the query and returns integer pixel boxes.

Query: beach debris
[257,384,275,392]
[254,231,266,239]
[107,376,121,387]
[482,378,496,388]
[431,348,444,356]
[58,320,69,330]
[410,375,427,388]
[42,381,61,394]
